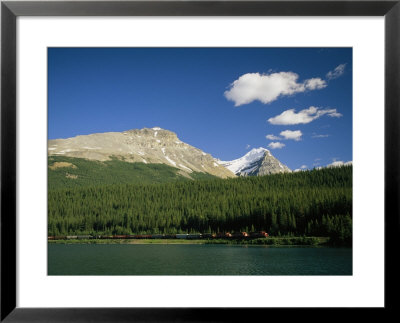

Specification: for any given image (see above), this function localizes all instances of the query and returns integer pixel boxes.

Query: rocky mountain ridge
[216,147,291,176]
[49,127,291,179]
[48,127,236,178]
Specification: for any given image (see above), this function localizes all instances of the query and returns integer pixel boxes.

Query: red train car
[249,231,269,238]
[231,232,249,238]
[216,232,232,238]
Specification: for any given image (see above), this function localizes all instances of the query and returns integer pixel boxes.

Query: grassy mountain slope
[48,156,217,189]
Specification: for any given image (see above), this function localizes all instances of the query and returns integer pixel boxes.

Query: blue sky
[48,48,352,170]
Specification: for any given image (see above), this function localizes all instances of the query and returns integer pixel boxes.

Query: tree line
[48,166,352,245]
[48,156,215,189]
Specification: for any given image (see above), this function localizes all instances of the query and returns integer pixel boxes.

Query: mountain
[48,127,235,179]
[48,155,218,189]
[216,147,291,176]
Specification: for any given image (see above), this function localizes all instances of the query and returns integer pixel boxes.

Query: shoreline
[48,236,332,246]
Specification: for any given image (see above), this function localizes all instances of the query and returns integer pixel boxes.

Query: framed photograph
[1,0,398,321]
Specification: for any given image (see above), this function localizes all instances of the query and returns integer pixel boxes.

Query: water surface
[48,244,352,275]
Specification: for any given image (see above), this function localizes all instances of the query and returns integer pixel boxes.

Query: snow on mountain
[295,160,352,172]
[216,147,291,176]
[48,128,293,179]
[48,127,236,179]
[217,148,269,174]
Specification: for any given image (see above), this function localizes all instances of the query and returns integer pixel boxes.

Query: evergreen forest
[48,156,216,190]
[48,165,352,246]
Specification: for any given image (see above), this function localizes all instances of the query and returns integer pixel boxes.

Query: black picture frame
[1,0,399,321]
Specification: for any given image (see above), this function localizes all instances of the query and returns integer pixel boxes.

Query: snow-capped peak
[243,147,270,159]
[216,147,269,174]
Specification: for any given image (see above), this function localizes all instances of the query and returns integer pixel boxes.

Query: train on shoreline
[48,231,269,240]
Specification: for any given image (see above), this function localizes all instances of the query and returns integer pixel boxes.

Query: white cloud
[312,133,330,138]
[327,160,352,167]
[326,64,346,80]
[329,161,344,167]
[304,78,327,90]
[266,130,302,141]
[313,158,321,166]
[266,134,281,140]
[224,72,326,106]
[245,144,251,150]
[268,106,342,125]
[280,130,302,141]
[268,142,285,149]
[294,166,308,172]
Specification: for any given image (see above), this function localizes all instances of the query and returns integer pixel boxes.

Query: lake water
[48,244,352,275]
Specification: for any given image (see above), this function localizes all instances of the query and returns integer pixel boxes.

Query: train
[48,231,269,240]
